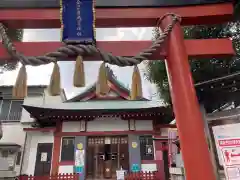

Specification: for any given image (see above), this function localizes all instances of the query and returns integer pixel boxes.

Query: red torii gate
[0,2,235,180]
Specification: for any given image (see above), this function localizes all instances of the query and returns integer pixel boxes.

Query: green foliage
[145,22,240,108]
[234,0,240,19]
[0,29,23,72]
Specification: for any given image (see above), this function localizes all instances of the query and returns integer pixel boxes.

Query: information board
[75,150,84,174]
[212,123,240,180]
[218,138,240,180]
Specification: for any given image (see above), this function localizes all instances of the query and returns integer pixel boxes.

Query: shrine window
[0,99,23,121]
[140,136,154,160]
[61,137,75,161]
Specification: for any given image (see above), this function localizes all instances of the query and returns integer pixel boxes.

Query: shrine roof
[24,100,160,111]
[22,100,173,125]
[64,66,148,102]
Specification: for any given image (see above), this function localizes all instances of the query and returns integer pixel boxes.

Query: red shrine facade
[19,72,173,179]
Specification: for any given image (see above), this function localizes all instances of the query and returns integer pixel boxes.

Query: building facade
[0,74,173,180]
[0,85,47,178]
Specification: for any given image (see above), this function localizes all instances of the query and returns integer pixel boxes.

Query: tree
[234,0,240,19]
[145,22,240,111]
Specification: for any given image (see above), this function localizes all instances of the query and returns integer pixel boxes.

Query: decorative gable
[65,67,148,102]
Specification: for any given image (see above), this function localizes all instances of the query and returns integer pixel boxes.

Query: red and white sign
[222,147,240,166]
[218,138,240,180]
[226,167,240,180]
[219,139,240,147]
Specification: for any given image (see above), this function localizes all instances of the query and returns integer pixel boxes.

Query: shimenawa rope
[0,13,181,67]
[0,13,181,140]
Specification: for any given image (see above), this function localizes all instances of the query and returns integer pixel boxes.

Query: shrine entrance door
[86,136,129,179]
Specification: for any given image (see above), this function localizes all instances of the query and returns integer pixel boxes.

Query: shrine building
[0,68,173,179]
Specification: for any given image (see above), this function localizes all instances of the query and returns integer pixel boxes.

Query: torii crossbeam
[0,1,235,180]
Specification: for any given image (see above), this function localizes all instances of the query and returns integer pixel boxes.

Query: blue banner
[61,0,95,44]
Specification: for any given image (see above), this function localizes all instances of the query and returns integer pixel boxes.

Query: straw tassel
[73,56,85,87]
[96,62,110,95]
[48,62,61,96]
[12,65,27,99]
[130,66,143,100]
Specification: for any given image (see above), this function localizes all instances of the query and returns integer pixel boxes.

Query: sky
[0,27,161,101]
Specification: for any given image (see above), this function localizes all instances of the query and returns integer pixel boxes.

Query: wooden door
[119,137,129,171]
[34,143,53,176]
[162,142,170,180]
[86,141,94,178]
[110,140,118,178]
[86,137,105,179]
[110,136,129,174]
[96,143,105,179]
[86,136,129,179]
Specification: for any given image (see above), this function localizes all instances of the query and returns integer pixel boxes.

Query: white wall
[62,118,153,132]
[141,163,157,172]
[160,128,169,136]
[135,120,153,131]
[62,122,81,132]
[87,117,129,131]
[22,132,54,175]
[58,165,74,174]
[21,96,44,123]
[0,122,27,174]
[0,151,16,170]
[18,88,61,174]
[21,131,32,175]
[43,89,63,104]
[63,117,129,132]
[21,89,62,123]
[0,123,26,146]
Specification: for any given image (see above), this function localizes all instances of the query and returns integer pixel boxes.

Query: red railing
[17,172,157,180]
[124,171,157,180]
[18,173,79,180]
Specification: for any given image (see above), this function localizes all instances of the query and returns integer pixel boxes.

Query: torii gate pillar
[160,17,216,180]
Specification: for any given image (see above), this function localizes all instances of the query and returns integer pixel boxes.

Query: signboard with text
[218,138,240,180]
[212,123,240,167]
[75,150,84,174]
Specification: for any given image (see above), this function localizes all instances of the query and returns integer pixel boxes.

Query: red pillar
[160,16,216,180]
[51,122,62,175]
